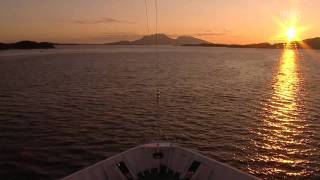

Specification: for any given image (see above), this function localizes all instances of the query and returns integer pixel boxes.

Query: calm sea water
[0,45,319,179]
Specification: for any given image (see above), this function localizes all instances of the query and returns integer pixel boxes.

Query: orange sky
[0,0,319,44]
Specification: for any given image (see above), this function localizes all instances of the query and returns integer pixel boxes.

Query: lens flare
[286,27,296,41]
[271,12,308,46]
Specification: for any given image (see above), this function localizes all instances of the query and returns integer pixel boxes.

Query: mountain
[132,34,176,45]
[183,42,277,49]
[183,37,320,49]
[175,36,210,45]
[106,34,210,46]
[0,41,55,50]
[301,37,320,49]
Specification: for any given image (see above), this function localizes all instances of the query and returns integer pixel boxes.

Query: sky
[0,0,320,44]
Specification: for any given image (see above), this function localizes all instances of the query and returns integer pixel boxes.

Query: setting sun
[272,10,309,45]
[286,27,297,41]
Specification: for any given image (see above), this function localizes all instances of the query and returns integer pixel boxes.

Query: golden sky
[0,0,319,44]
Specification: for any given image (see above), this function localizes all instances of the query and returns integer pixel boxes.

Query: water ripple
[0,46,319,179]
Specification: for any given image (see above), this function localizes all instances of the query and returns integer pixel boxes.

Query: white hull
[63,143,259,180]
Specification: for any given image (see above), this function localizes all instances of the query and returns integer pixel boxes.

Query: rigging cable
[144,0,162,144]
[154,0,162,142]
[144,0,150,34]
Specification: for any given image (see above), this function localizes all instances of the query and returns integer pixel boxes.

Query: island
[106,34,210,46]
[4,36,320,50]
[183,37,320,49]
[106,34,320,49]
[0,41,55,50]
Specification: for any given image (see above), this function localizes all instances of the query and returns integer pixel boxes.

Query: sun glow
[286,27,297,41]
[256,49,307,176]
[281,23,303,43]
[272,12,308,46]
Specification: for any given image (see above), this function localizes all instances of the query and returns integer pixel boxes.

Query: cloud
[192,29,231,37]
[168,28,231,38]
[91,32,141,42]
[74,17,135,24]
[192,32,228,36]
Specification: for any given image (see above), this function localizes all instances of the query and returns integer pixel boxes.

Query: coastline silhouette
[2,35,320,50]
[0,41,55,50]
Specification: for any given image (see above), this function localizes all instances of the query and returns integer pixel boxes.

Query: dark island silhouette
[2,36,320,50]
[107,34,210,45]
[0,41,55,50]
[107,34,320,49]
[184,37,320,49]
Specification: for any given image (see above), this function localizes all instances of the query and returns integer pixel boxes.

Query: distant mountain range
[183,37,320,49]
[2,36,320,50]
[0,41,55,50]
[107,34,320,49]
[106,34,210,45]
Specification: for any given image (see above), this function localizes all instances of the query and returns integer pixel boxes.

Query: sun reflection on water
[268,50,300,127]
[250,49,311,177]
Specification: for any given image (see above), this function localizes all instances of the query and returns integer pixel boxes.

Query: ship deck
[137,166,181,180]
[63,143,259,180]
[138,175,180,180]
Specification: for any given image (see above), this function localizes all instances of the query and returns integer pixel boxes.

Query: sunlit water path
[246,49,319,178]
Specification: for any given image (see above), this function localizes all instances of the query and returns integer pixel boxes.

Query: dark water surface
[0,46,319,179]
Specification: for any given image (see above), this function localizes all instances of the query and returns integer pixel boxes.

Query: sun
[271,12,308,46]
[286,27,297,41]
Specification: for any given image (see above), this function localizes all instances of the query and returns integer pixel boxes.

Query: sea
[0,45,319,179]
